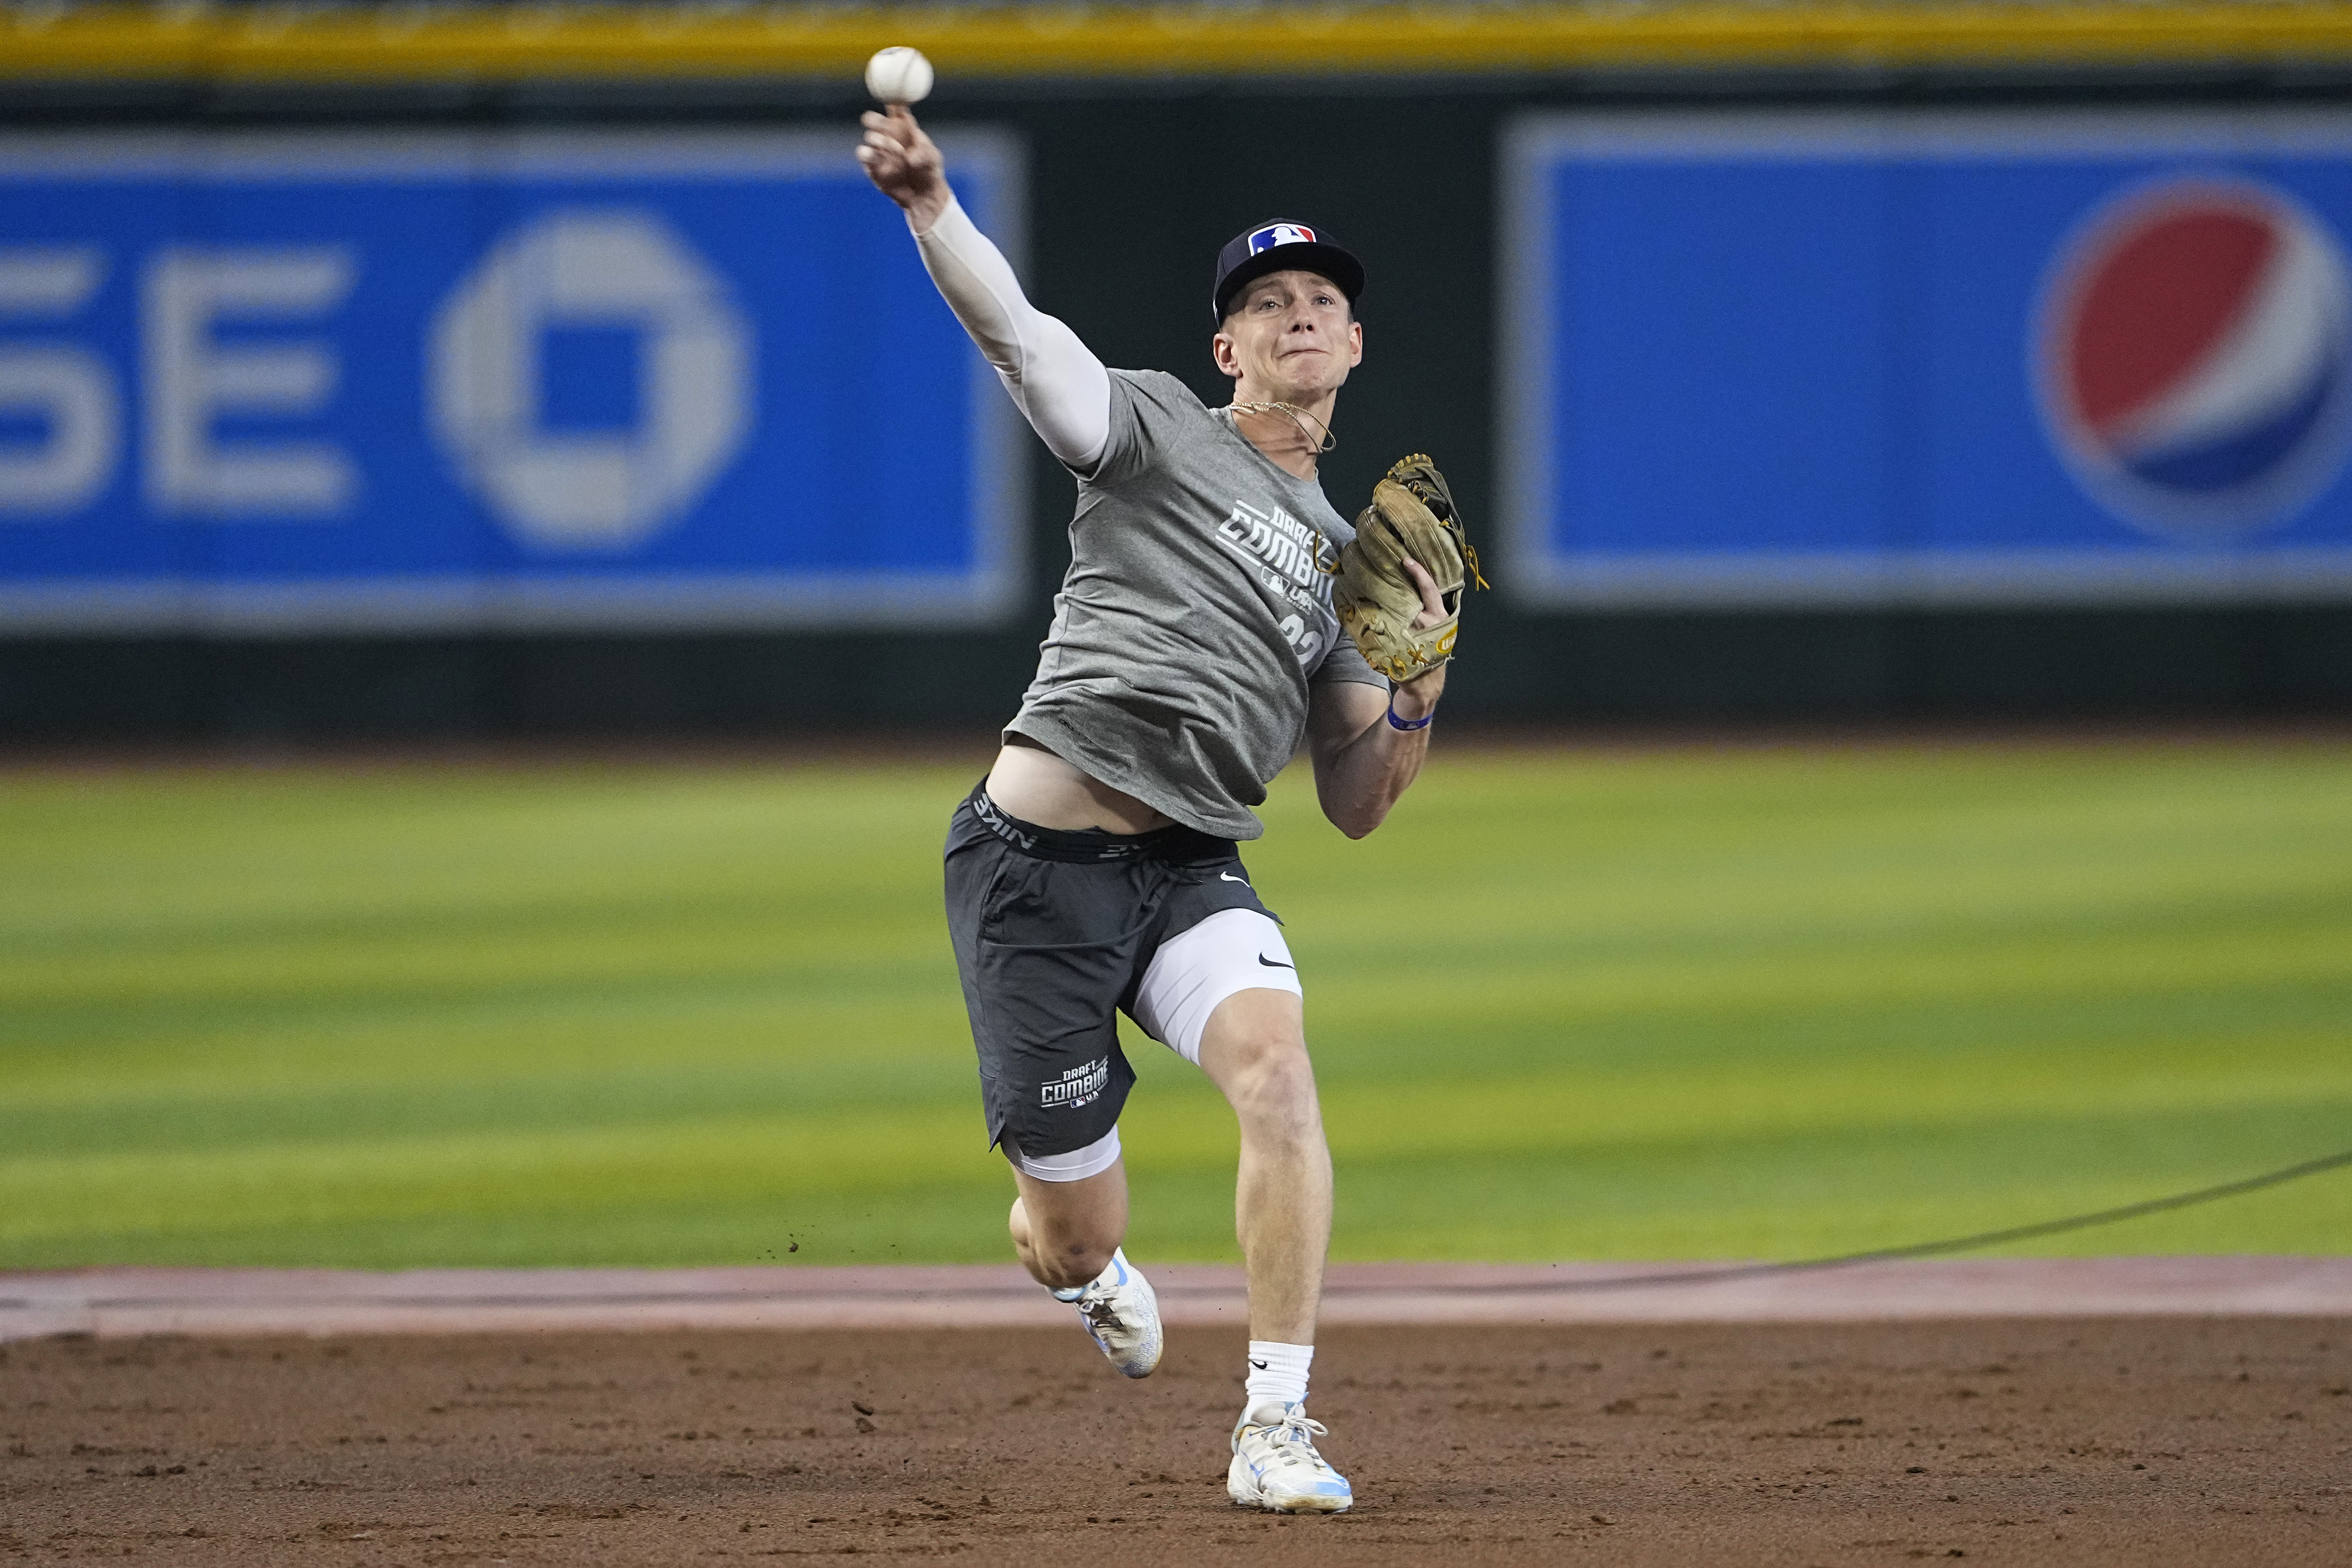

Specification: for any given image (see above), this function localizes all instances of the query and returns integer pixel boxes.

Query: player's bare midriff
[987,735,1176,834]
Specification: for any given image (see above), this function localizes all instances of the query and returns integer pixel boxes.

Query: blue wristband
[1385,700,1435,733]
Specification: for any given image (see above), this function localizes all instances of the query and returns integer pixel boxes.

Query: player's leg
[1195,990,1351,1513]
[1194,988,1330,1345]
[1130,905,1350,1513]
[1002,1140,1161,1376]
[1130,910,1332,1346]
[944,786,1165,1378]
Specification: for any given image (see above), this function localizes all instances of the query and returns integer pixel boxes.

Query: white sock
[1244,1339,1313,1414]
[1050,1247,1127,1303]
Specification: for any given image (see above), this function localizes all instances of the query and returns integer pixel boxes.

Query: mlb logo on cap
[1213,218,1365,321]
[1250,223,1318,254]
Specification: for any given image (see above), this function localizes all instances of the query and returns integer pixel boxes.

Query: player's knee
[1020,1200,1122,1282]
[1231,1040,1322,1142]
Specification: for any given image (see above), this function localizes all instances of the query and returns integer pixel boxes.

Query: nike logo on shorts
[1220,872,1250,885]
[1258,954,1294,970]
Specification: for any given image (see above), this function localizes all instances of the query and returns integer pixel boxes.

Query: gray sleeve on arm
[913,197,1111,473]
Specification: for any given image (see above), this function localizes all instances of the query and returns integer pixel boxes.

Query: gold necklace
[1227,400,1336,457]
[1227,401,1341,573]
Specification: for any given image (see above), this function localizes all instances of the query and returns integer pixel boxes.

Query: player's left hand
[1401,557,1446,631]
[1393,558,1450,711]
[1333,453,1481,694]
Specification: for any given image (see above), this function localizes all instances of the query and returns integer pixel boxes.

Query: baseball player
[859,105,1467,1515]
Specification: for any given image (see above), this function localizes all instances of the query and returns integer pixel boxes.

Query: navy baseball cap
[1212,220,1364,323]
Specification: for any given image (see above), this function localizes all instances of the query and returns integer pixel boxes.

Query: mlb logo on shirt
[1250,222,1317,254]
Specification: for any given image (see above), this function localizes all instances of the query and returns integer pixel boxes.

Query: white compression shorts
[1003,908,1302,1183]
[1131,907,1302,1066]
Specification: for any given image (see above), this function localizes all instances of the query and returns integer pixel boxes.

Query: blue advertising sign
[1501,111,2352,606]
[0,129,1023,630]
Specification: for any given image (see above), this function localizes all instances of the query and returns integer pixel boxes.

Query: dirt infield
[6,1318,2346,1566]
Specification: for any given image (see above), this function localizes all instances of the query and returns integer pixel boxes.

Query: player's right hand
[857,107,951,231]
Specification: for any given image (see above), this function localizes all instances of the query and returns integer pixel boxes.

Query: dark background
[8,62,2352,743]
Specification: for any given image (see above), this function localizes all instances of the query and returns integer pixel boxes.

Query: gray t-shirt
[1006,370,1386,840]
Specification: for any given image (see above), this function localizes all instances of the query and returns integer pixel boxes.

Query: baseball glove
[1333,454,1487,684]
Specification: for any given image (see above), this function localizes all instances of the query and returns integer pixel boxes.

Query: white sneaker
[1061,1248,1162,1378]
[1227,1400,1354,1513]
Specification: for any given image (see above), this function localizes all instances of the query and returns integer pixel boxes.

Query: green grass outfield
[4,737,2349,1271]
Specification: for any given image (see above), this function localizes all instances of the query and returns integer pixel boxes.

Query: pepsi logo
[2033,174,2352,541]
[1250,222,1317,254]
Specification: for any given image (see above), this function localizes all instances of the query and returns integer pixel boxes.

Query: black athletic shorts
[943,782,1277,1160]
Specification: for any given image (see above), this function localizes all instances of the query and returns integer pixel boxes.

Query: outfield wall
[5,4,2352,737]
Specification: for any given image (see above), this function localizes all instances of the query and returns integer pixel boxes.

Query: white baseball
[865,46,934,106]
